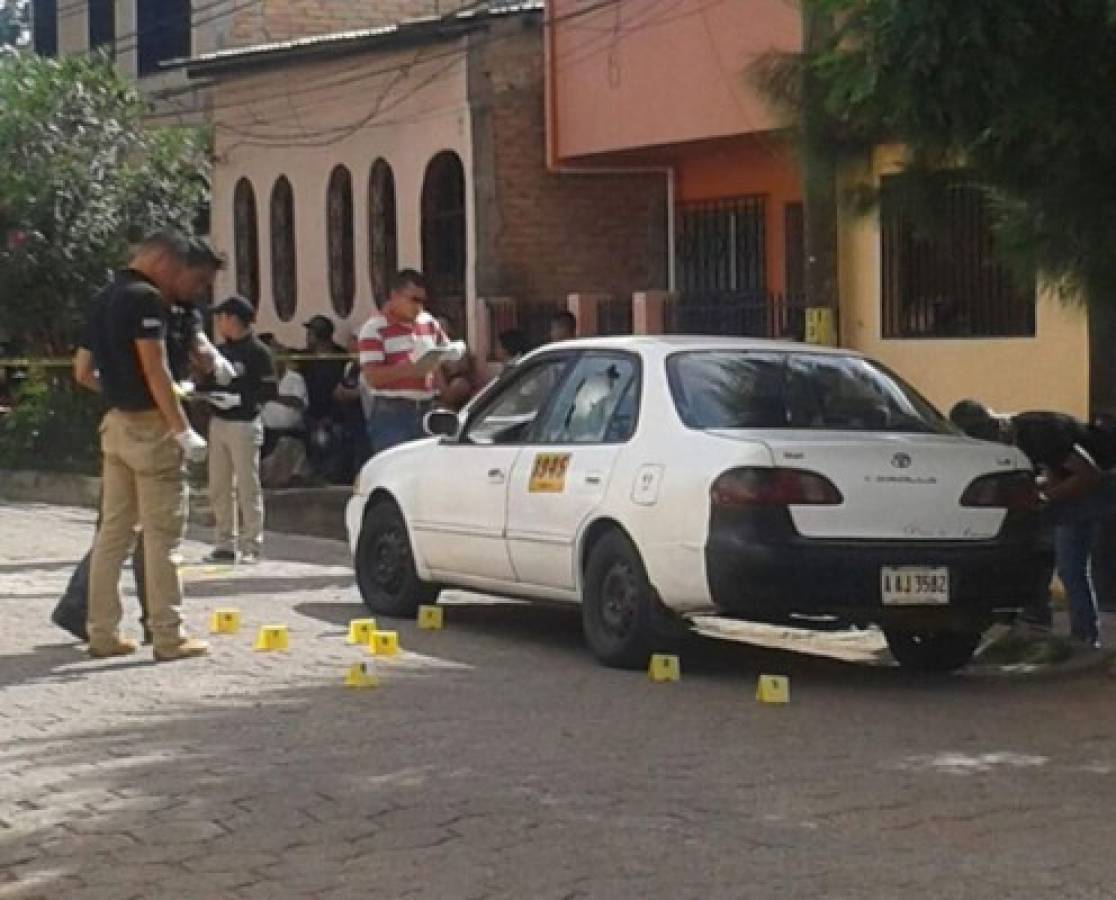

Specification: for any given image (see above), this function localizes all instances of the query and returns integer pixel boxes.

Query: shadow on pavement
[0,560,83,575]
[183,574,355,599]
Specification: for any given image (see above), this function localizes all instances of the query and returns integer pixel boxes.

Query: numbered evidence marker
[648,653,681,683]
[756,674,790,704]
[253,625,289,652]
[418,605,444,630]
[209,608,241,634]
[368,630,400,657]
[344,662,379,688]
[347,618,378,644]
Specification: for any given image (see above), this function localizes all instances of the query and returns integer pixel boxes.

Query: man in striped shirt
[359,269,452,454]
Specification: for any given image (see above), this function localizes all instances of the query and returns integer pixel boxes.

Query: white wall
[209,40,476,349]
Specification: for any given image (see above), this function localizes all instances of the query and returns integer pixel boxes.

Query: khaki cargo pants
[88,409,187,652]
[208,416,264,555]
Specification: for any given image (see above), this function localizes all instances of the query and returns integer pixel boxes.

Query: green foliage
[0,367,102,474]
[758,0,1116,306]
[0,52,210,354]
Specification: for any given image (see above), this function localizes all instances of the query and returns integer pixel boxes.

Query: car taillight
[960,471,1040,511]
[710,467,843,508]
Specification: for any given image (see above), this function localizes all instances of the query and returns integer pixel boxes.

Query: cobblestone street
[2,501,1116,899]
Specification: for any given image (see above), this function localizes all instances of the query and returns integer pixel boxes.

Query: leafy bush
[0,367,102,474]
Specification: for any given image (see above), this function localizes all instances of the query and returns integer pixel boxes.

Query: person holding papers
[358,270,466,455]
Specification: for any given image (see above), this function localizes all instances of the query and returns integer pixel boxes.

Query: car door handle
[585,473,603,486]
[488,469,506,484]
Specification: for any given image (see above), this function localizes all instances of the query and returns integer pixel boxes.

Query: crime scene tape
[0,353,356,369]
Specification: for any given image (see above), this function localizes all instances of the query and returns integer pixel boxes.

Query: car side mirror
[424,409,461,440]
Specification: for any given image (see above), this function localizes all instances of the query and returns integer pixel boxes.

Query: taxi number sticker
[529,453,572,493]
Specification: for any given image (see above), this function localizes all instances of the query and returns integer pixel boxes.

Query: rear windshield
[667,351,954,434]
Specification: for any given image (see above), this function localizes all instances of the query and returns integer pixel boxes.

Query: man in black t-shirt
[950,402,1116,646]
[74,231,235,662]
[203,296,276,563]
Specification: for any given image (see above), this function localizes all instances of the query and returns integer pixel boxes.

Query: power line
[144,0,615,128]
[173,0,729,148]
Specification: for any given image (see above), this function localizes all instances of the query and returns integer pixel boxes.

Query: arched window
[327,165,355,318]
[421,150,467,336]
[270,176,297,322]
[233,177,260,307]
[368,158,398,308]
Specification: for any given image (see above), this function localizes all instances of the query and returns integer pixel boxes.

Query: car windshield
[667,351,954,434]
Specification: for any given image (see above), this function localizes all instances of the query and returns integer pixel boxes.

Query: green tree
[757,0,1116,307]
[0,51,210,355]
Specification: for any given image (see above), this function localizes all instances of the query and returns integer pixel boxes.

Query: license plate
[881,566,949,606]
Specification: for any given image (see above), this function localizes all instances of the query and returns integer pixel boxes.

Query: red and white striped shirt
[358,310,447,400]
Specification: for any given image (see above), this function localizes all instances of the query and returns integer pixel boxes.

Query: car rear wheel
[355,499,439,617]
[582,530,677,669]
[884,628,982,673]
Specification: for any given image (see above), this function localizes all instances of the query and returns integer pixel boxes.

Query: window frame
[879,173,1036,340]
[456,353,578,448]
[270,175,298,323]
[665,349,953,435]
[326,164,355,319]
[530,351,643,446]
[233,177,260,308]
[368,158,398,308]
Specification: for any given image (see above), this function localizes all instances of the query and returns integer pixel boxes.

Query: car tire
[582,530,676,669]
[884,628,982,673]
[355,499,439,618]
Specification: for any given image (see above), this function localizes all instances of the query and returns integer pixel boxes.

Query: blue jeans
[367,398,430,456]
[1049,475,1116,645]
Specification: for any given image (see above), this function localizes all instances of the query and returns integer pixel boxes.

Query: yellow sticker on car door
[529,453,572,493]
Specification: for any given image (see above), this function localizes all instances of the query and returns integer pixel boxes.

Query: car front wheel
[884,628,982,673]
[355,499,439,617]
[582,530,676,669]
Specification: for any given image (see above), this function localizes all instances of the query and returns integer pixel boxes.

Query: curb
[0,470,101,509]
[0,469,348,543]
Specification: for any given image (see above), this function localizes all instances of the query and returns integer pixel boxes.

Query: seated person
[260,336,308,457]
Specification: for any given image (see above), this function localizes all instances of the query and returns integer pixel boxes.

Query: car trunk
[710,430,1027,541]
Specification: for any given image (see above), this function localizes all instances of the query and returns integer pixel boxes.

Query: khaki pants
[88,409,187,651]
[208,417,264,554]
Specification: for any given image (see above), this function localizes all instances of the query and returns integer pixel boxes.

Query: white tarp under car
[347,337,1050,673]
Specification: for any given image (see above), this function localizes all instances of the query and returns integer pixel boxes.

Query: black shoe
[51,609,88,642]
[203,549,238,564]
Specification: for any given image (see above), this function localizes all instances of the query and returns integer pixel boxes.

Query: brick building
[188,3,667,353]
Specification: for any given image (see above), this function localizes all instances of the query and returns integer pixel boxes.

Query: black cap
[303,315,335,337]
[213,295,256,325]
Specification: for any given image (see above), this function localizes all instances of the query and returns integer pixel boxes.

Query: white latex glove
[213,354,237,386]
[173,380,196,400]
[174,428,208,463]
[205,392,241,411]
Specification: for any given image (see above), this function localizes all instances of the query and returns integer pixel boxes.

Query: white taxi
[347,337,1050,672]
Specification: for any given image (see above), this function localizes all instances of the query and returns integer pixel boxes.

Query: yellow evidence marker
[209,608,241,634]
[347,618,378,644]
[756,674,790,704]
[648,654,681,683]
[253,625,289,652]
[344,662,379,688]
[418,606,444,630]
[369,630,400,657]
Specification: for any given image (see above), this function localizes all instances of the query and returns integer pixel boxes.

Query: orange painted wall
[549,0,800,159]
[675,136,803,292]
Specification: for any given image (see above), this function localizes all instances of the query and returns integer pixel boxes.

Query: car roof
[527,335,862,357]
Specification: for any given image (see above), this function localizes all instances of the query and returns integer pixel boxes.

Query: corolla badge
[891,452,913,469]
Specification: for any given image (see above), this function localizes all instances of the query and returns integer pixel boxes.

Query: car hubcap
[600,562,638,639]
[372,527,407,594]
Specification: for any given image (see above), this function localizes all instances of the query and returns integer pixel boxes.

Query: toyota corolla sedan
[347,337,1050,672]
